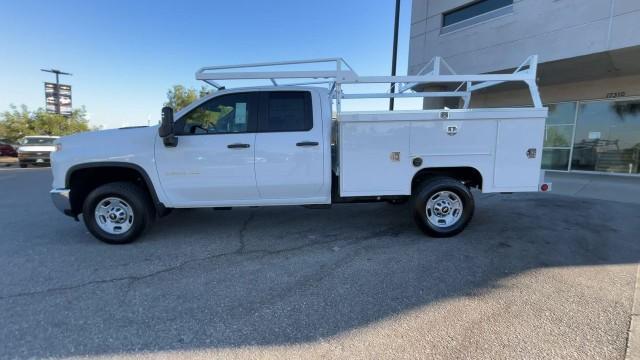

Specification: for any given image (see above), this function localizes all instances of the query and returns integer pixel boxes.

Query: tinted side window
[263,92,312,132]
[178,93,253,135]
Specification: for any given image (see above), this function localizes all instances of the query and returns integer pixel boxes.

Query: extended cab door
[155,92,260,206]
[254,90,328,203]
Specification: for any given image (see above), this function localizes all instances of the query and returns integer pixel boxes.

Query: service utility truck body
[50,56,550,244]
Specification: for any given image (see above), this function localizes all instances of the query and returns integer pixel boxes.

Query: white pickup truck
[50,57,550,244]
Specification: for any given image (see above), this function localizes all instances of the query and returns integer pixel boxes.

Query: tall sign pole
[41,69,72,115]
[389,0,401,111]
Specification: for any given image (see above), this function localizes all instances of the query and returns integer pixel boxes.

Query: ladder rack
[195,55,543,112]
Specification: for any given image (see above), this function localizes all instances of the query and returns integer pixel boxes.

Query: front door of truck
[254,91,325,202]
[155,92,260,206]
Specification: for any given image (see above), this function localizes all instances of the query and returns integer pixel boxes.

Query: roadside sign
[45,82,72,115]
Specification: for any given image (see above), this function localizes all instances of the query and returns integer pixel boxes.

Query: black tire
[411,176,474,237]
[82,181,154,244]
[19,162,27,168]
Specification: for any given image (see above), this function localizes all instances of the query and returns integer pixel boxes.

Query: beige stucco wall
[469,74,640,107]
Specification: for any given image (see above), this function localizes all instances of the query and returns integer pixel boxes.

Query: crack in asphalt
[0,222,405,302]
[237,210,256,253]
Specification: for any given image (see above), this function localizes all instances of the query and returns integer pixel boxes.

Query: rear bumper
[50,189,74,217]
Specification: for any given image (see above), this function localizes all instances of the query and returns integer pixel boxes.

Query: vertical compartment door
[493,118,545,189]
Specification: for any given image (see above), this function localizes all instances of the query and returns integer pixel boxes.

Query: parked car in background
[0,140,18,157]
[17,136,59,168]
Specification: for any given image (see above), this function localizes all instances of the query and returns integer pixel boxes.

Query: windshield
[20,137,56,146]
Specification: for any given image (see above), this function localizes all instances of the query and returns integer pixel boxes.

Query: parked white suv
[18,135,59,168]
[50,58,550,244]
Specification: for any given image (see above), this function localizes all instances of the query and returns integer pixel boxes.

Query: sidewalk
[546,170,640,360]
[546,171,640,205]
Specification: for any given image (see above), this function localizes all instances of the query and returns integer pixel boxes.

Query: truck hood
[59,125,157,148]
[52,125,159,169]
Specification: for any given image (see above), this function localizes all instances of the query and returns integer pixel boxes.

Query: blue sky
[0,0,414,129]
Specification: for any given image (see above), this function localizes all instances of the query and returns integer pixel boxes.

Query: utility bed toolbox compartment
[338,108,548,196]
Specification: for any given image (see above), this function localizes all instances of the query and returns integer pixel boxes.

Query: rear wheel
[82,182,153,244]
[411,176,474,237]
[19,162,27,168]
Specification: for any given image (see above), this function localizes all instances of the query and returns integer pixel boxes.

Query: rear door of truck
[253,90,326,202]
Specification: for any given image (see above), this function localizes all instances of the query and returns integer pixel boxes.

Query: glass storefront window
[546,102,577,125]
[542,102,576,171]
[572,99,640,174]
[544,125,573,147]
[542,148,571,170]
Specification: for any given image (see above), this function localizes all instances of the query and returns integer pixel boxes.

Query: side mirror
[158,106,178,147]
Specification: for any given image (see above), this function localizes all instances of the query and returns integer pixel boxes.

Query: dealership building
[409,0,640,175]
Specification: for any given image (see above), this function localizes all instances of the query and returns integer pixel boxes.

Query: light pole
[389,0,401,111]
[41,68,72,115]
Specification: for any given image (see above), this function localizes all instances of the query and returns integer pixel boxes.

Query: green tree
[0,105,96,143]
[164,85,209,111]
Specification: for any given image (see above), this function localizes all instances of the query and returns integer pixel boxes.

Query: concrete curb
[626,264,640,360]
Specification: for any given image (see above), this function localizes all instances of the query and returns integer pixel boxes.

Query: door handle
[296,141,319,147]
[227,143,250,149]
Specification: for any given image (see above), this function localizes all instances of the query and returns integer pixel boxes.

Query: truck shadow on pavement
[1,175,640,359]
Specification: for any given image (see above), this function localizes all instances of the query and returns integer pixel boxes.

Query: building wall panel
[408,0,640,74]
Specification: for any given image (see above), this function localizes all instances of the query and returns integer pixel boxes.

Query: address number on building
[606,91,626,99]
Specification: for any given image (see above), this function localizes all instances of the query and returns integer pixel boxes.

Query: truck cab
[155,87,332,207]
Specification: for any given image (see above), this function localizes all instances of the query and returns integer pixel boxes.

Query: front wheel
[82,182,154,244]
[412,177,474,237]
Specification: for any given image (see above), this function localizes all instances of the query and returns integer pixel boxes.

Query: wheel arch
[411,166,483,192]
[65,162,165,216]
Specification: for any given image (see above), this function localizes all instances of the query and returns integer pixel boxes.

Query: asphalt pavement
[0,168,639,359]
